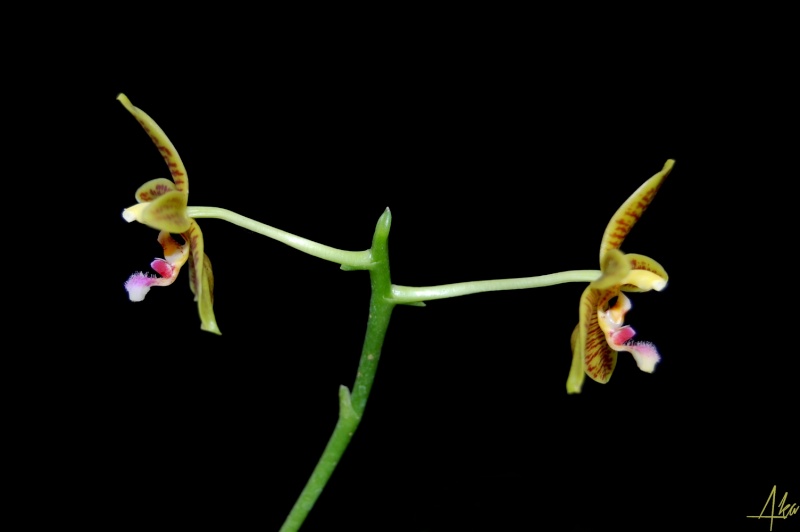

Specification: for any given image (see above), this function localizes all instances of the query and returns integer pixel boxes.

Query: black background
[21,14,797,532]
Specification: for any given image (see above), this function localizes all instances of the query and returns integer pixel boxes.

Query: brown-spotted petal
[599,159,675,261]
[620,253,669,293]
[568,282,619,392]
[184,220,221,335]
[196,254,219,335]
[117,93,189,193]
[567,249,629,393]
[135,178,178,203]
[138,190,191,233]
[583,285,619,384]
[625,253,668,282]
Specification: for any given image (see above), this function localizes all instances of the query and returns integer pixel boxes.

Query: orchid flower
[566,160,674,394]
[119,93,220,335]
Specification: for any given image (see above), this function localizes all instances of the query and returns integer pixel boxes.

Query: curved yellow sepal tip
[117,93,189,193]
[117,93,133,111]
[201,319,221,335]
[600,159,675,260]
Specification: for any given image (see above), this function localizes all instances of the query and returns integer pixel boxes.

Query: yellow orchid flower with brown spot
[119,93,220,335]
[566,160,674,394]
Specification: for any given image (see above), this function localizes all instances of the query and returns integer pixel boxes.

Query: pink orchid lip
[124,232,189,302]
[595,289,662,376]
[150,258,175,278]
[125,273,162,302]
[619,341,661,373]
[609,325,636,345]
[124,259,178,302]
[605,322,661,374]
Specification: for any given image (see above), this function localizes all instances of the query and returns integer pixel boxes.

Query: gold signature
[746,485,798,531]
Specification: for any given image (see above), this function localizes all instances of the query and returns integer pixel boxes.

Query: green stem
[187,206,373,269]
[390,270,601,304]
[279,209,395,532]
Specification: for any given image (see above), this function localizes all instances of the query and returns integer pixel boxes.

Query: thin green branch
[390,270,601,304]
[187,206,373,269]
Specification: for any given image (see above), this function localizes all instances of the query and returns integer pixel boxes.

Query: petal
[621,270,667,293]
[616,341,661,373]
[138,191,191,233]
[117,93,189,193]
[158,231,191,269]
[569,282,619,391]
[583,289,618,384]
[603,314,662,374]
[196,254,220,335]
[599,159,674,260]
[567,248,629,393]
[124,232,190,302]
[183,220,221,335]
[609,324,636,344]
[604,292,632,325]
[620,253,668,292]
[125,271,167,302]
[625,253,668,282]
[150,258,174,278]
[135,178,178,203]
[184,220,205,300]
[567,324,587,394]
